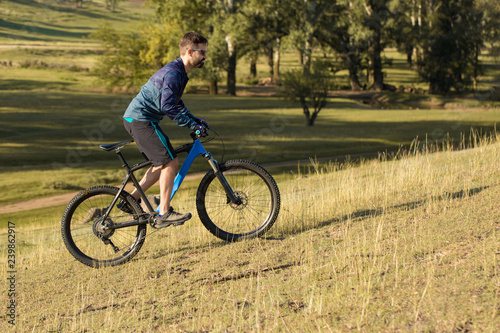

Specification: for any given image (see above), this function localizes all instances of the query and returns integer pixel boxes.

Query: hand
[195,124,209,137]
[197,118,210,129]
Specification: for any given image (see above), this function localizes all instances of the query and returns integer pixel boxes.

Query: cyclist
[120,32,209,228]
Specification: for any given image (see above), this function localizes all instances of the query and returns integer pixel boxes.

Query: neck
[181,55,193,73]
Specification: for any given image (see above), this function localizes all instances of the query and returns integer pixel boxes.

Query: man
[120,32,209,228]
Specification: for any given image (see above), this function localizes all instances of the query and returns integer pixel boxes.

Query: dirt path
[0,174,198,215]
[0,153,380,214]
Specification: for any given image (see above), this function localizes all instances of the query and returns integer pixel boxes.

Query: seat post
[116,150,130,169]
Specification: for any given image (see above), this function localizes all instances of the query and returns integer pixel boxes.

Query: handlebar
[189,130,210,141]
[191,128,210,140]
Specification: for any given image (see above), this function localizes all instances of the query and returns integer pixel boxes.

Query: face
[190,43,208,68]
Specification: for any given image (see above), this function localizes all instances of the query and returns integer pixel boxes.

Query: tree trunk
[368,27,384,90]
[209,78,218,95]
[226,35,237,96]
[249,52,257,78]
[342,50,362,91]
[413,46,420,68]
[473,42,479,91]
[349,70,362,91]
[308,111,319,126]
[273,37,281,81]
[302,101,311,126]
[406,45,413,67]
[264,44,274,77]
[304,35,313,72]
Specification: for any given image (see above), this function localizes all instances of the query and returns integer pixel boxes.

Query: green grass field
[1,0,500,331]
[1,89,499,207]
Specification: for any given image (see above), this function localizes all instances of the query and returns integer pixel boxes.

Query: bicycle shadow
[272,185,491,239]
[140,185,491,261]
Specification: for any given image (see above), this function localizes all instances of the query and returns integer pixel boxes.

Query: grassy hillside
[0,3,499,331]
[0,135,498,331]
[0,0,153,44]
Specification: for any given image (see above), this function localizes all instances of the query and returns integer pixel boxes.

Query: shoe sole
[153,213,192,229]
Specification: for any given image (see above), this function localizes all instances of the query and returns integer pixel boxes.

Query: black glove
[196,118,210,129]
[195,124,209,137]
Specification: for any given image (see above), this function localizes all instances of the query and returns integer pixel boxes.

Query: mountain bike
[61,130,281,268]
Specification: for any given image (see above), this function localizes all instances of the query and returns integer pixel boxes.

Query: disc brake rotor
[230,191,248,210]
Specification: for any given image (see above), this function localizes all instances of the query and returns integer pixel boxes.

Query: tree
[217,0,243,95]
[105,0,124,12]
[151,0,246,95]
[476,0,500,93]
[280,61,333,126]
[351,0,392,90]
[316,1,365,90]
[289,0,341,72]
[240,0,294,81]
[418,0,484,94]
[318,0,392,91]
[389,0,419,67]
[91,23,181,91]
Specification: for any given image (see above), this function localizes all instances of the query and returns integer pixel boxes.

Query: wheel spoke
[61,186,146,268]
[197,160,280,241]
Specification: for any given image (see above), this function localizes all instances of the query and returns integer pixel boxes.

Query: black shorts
[123,119,177,167]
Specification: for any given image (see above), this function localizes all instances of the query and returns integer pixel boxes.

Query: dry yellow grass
[1,133,499,332]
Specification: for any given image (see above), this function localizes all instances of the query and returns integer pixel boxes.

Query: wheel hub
[231,191,248,210]
[92,216,115,239]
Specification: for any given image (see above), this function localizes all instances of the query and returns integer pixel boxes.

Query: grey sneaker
[153,207,192,229]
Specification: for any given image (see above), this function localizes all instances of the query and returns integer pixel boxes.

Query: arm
[172,106,200,129]
[160,73,199,129]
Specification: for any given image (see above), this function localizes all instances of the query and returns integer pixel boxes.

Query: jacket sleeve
[172,106,199,129]
[160,71,198,129]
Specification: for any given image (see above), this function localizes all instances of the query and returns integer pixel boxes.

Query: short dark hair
[179,32,208,55]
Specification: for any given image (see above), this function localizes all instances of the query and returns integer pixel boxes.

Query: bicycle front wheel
[196,159,280,241]
[61,185,146,268]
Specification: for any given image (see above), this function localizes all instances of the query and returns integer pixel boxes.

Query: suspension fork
[204,152,240,205]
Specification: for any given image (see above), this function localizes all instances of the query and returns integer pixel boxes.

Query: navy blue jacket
[123,58,198,129]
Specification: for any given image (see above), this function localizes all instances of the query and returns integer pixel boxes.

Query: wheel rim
[67,192,143,264]
[202,166,274,237]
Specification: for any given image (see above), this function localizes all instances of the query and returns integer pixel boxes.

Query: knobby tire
[196,160,280,241]
[61,185,146,268]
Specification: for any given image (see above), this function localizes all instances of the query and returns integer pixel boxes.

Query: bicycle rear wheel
[196,159,280,241]
[61,185,146,268]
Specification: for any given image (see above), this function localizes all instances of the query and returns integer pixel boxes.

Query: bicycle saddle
[99,139,134,151]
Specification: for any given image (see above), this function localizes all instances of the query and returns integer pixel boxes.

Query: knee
[163,157,178,169]
[170,157,179,168]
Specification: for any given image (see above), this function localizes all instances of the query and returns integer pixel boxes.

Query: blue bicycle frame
[104,136,240,216]
[160,138,239,212]
[171,139,207,200]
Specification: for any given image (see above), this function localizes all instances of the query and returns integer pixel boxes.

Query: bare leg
[129,157,179,213]
[129,166,162,200]
[158,158,179,215]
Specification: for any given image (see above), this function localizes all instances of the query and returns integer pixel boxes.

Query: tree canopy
[92,0,498,96]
